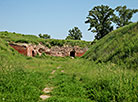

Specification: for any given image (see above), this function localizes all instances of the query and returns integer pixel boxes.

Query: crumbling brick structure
[9,43,36,57]
[9,43,88,57]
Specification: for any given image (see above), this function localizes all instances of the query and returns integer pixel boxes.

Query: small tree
[39,34,51,39]
[65,36,73,40]
[112,6,138,28]
[66,27,82,40]
[85,5,114,40]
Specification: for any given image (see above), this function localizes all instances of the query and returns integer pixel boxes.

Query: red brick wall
[9,43,87,57]
[10,44,27,56]
[75,52,86,57]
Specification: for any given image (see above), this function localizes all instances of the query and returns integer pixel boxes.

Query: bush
[15,39,29,43]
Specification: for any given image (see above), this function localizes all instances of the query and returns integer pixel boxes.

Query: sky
[0,0,138,41]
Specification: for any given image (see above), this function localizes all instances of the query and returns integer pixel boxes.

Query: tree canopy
[85,5,138,40]
[112,5,138,28]
[85,5,114,40]
[66,27,82,40]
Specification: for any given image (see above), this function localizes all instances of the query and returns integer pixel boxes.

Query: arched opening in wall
[32,51,35,57]
[70,50,75,57]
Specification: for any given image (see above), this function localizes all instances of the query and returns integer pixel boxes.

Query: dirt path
[40,66,64,100]
[40,87,53,100]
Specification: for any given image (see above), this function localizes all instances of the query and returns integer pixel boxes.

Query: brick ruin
[9,43,88,57]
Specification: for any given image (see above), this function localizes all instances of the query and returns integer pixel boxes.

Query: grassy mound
[1,36,138,101]
[83,22,138,68]
[0,31,91,48]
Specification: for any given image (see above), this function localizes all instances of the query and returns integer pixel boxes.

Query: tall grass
[83,22,138,69]
[1,50,138,101]
[45,59,138,101]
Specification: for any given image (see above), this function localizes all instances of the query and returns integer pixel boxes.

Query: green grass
[83,22,138,69]
[1,23,138,101]
[0,31,91,48]
[1,44,138,101]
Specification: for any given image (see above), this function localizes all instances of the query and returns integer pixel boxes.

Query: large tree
[85,5,114,40]
[66,27,82,40]
[112,5,138,28]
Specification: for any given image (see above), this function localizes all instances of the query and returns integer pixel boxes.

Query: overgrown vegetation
[1,19,138,101]
[1,21,138,101]
[1,40,138,101]
[39,34,51,39]
[0,31,91,48]
[83,22,138,69]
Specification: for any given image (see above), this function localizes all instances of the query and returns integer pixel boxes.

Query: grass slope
[0,31,91,48]
[83,22,138,68]
[1,37,138,101]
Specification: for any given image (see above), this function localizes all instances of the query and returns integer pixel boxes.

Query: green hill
[0,31,91,48]
[83,22,138,68]
[0,37,24,63]
[1,24,138,101]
